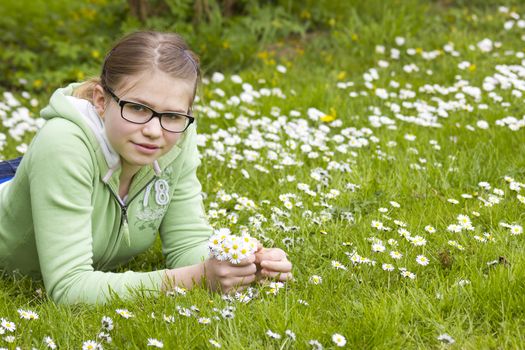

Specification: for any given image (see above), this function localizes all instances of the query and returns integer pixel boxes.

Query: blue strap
[0,177,13,184]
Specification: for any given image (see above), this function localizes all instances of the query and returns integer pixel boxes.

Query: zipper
[107,177,157,247]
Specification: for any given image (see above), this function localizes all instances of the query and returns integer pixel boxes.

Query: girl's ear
[92,84,107,119]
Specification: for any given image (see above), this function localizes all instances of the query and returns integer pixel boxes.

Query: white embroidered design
[155,179,170,206]
[136,207,166,222]
[143,183,154,207]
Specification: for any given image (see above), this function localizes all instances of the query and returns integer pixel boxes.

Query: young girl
[0,31,292,304]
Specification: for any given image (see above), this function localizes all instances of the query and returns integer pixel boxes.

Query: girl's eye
[130,104,147,112]
[165,113,184,121]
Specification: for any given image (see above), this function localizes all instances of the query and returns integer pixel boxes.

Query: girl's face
[93,70,195,177]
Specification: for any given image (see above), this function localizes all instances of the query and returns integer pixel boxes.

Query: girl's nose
[143,116,163,137]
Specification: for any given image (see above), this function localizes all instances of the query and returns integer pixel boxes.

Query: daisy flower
[382,263,395,271]
[285,329,296,340]
[410,235,427,246]
[308,339,323,349]
[331,260,347,270]
[4,335,15,343]
[147,338,164,348]
[416,255,430,266]
[308,275,323,285]
[372,243,386,253]
[424,225,436,233]
[17,309,39,320]
[400,270,416,279]
[97,331,112,343]
[437,333,455,344]
[44,336,57,349]
[101,316,114,331]
[332,333,346,347]
[115,309,134,319]
[390,201,401,208]
[1,319,15,332]
[457,214,471,227]
[266,330,281,339]
[82,340,101,350]
[371,220,384,230]
[509,224,523,235]
[209,339,222,348]
[390,251,403,259]
[198,317,211,325]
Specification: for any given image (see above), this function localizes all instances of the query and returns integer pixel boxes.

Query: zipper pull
[121,206,131,246]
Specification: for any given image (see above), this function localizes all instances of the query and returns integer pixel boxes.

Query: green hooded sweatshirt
[0,83,212,304]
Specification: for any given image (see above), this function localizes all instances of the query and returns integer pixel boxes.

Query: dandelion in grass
[266,330,281,339]
[390,201,400,208]
[115,309,134,319]
[44,336,57,349]
[17,309,38,320]
[82,340,101,350]
[437,333,455,344]
[332,333,346,347]
[147,338,164,348]
[1,319,15,332]
[285,329,296,340]
[517,195,525,204]
[209,339,222,348]
[309,339,323,349]
[416,255,430,266]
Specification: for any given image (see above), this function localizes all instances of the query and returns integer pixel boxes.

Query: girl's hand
[202,254,257,293]
[255,246,293,282]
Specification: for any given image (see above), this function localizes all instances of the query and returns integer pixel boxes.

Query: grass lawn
[1,1,525,349]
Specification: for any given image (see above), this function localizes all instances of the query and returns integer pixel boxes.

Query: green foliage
[0,0,125,93]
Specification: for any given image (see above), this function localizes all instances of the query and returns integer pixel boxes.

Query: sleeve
[159,129,212,269]
[28,120,165,305]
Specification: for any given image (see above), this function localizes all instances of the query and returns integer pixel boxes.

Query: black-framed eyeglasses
[104,87,195,133]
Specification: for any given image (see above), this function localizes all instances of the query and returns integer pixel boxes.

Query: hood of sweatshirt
[39,83,187,185]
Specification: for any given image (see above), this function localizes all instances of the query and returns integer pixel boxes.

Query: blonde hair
[73,31,200,105]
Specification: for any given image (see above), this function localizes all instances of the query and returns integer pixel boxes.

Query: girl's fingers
[231,254,256,266]
[260,270,294,281]
[260,260,292,273]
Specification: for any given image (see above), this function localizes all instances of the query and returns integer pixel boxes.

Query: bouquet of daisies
[208,229,258,264]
